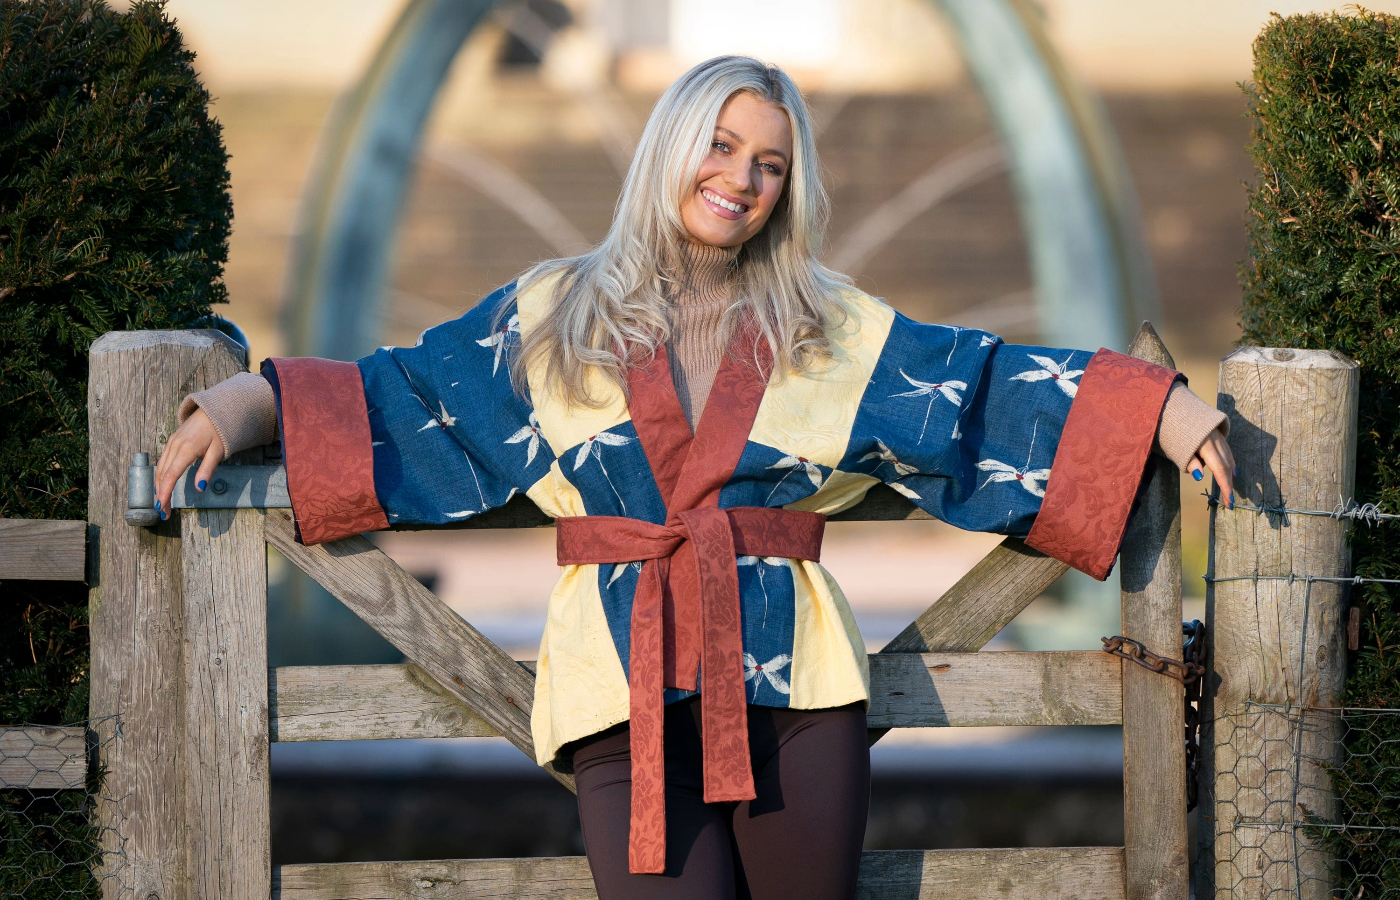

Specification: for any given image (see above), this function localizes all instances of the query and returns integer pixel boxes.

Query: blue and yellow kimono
[263,273,1180,873]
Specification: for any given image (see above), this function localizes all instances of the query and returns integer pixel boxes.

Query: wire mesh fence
[1200,702,1400,899]
[0,719,125,900]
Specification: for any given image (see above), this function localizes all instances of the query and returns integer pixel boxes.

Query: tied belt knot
[556,505,826,874]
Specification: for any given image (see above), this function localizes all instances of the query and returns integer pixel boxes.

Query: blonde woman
[156,56,1234,900]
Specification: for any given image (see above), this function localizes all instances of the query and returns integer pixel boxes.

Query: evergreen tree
[1241,10,1400,895]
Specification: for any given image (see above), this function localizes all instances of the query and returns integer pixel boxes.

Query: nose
[722,155,753,193]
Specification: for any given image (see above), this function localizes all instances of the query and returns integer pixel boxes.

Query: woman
[155,56,1234,900]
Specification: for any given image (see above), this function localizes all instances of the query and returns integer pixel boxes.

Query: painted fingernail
[1233,466,1238,476]
[1192,469,1203,481]
[160,508,168,521]
[154,500,161,512]
[1229,492,1235,510]
[197,479,207,492]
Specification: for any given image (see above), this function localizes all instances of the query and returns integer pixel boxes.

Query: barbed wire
[1203,573,1400,586]
[1202,491,1400,525]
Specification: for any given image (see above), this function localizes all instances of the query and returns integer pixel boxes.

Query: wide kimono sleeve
[260,283,554,545]
[841,312,1182,580]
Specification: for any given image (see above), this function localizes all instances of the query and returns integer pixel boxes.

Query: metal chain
[1100,622,1208,810]
[1181,620,1206,811]
[1101,632,1205,684]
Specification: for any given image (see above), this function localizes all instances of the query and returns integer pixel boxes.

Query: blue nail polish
[197,479,207,492]
[154,500,161,512]
[1234,466,1238,476]
[160,508,168,521]
[1229,492,1235,510]
[1193,469,1203,481]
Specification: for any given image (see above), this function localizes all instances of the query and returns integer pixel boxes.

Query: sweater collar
[674,239,740,305]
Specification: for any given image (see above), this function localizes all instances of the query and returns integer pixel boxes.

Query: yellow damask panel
[787,560,871,711]
[747,289,895,470]
[525,460,588,519]
[531,563,632,766]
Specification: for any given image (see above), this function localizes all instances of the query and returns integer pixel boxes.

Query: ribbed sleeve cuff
[177,372,279,458]
[1154,382,1229,472]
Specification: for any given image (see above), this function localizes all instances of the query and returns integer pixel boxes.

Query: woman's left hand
[1188,425,1236,509]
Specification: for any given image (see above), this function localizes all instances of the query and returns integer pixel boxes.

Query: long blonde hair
[509,55,850,407]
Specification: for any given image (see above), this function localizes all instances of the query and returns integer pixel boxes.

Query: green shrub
[1241,9,1400,895]
[0,0,231,723]
[0,2,229,894]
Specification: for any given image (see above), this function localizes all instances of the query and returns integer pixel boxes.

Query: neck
[674,239,739,305]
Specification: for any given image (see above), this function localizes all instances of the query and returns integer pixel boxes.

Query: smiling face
[679,91,793,249]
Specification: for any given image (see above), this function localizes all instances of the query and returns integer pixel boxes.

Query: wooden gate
[83,323,1190,900]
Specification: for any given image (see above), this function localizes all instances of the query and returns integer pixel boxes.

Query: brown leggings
[571,697,870,900]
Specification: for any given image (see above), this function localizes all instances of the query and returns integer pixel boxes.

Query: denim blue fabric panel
[594,553,797,709]
[560,420,667,522]
[842,312,1093,537]
[738,557,796,707]
[718,441,832,509]
[357,283,553,525]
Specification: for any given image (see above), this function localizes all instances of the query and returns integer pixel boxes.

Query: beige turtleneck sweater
[179,243,1227,470]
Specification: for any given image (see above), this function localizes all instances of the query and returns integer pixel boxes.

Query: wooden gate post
[1119,324,1187,900]
[1197,347,1358,900]
[88,330,270,900]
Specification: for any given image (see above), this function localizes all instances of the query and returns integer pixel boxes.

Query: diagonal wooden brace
[264,508,576,792]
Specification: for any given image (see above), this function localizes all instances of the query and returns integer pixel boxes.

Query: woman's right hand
[153,408,225,520]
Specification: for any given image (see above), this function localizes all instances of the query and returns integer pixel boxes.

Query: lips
[701,187,749,220]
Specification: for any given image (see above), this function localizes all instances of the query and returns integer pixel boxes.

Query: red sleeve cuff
[261,357,389,545]
[1025,348,1182,580]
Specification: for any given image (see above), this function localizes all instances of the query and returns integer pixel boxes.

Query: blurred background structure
[116,0,1400,866]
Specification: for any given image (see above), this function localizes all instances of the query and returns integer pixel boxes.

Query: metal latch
[124,453,290,525]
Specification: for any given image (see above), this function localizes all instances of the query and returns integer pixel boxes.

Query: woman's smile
[700,186,750,219]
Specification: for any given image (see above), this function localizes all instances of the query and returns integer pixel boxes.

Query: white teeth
[703,189,747,213]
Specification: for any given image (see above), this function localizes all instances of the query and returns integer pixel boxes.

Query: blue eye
[712,140,729,153]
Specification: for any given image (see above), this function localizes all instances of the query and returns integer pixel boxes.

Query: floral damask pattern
[1025,349,1181,580]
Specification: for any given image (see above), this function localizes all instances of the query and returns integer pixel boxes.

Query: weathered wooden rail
[8,324,1357,900]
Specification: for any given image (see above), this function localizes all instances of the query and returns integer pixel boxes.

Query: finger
[1199,438,1234,509]
[194,446,224,494]
[155,439,194,521]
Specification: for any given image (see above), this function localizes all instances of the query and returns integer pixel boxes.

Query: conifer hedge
[1,1,229,893]
[0,0,230,723]
[1241,10,1399,894]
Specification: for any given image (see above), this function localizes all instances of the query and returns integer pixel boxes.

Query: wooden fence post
[1197,347,1358,900]
[88,330,269,900]
[1119,323,1187,900]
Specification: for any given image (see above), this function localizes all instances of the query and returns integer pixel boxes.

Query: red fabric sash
[555,325,826,874]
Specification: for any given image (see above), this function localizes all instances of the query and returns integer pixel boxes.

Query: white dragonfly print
[858,439,924,500]
[475,313,520,376]
[976,418,1049,498]
[744,652,792,701]
[1010,354,1083,398]
[504,411,544,466]
[608,560,643,587]
[765,455,825,504]
[416,399,457,432]
[738,555,787,628]
[574,430,633,515]
[891,370,967,443]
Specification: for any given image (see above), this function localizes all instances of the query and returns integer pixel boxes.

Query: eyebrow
[716,126,790,165]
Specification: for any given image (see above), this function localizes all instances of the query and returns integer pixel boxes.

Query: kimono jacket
[262,272,1182,873]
